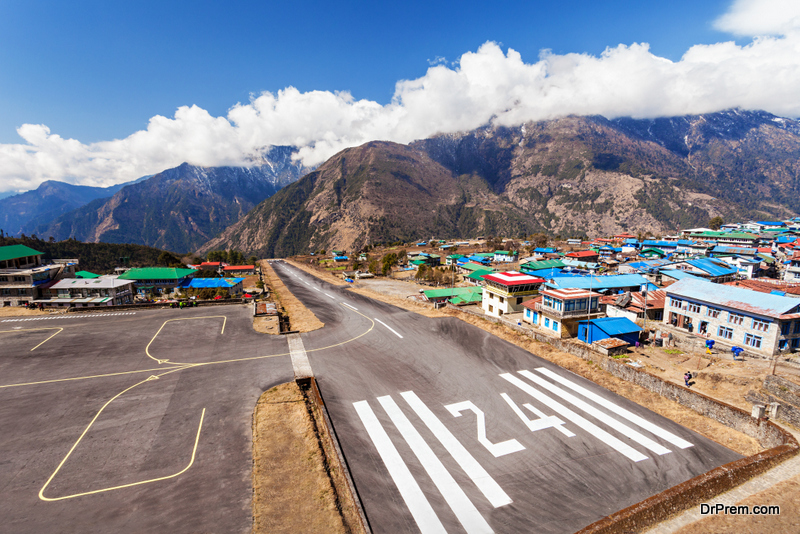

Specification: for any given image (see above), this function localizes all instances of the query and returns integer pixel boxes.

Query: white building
[481,271,545,318]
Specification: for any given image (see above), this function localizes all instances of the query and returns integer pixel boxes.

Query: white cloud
[2,1,800,193]
[714,0,800,36]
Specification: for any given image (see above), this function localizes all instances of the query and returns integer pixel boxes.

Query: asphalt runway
[0,306,294,533]
[0,263,742,533]
[269,261,743,534]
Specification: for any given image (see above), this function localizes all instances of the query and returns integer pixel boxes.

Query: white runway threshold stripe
[401,391,513,508]
[500,373,649,462]
[1,312,136,322]
[287,334,313,379]
[378,396,494,534]
[353,400,447,534]
[374,318,403,338]
[533,367,694,449]
[517,370,672,456]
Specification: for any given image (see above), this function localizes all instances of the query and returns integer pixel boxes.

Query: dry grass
[252,382,348,534]
[285,259,348,287]
[0,307,55,317]
[673,474,800,534]
[261,260,324,333]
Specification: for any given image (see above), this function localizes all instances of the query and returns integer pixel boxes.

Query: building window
[671,298,683,308]
[718,326,733,340]
[687,302,701,314]
[707,307,721,318]
[729,313,744,325]
[552,321,559,331]
[752,319,770,332]
[544,318,550,328]
[744,333,762,349]
[793,338,800,349]
[794,321,800,334]
[782,322,790,335]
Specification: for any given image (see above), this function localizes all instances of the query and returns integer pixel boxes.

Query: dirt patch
[672,473,800,534]
[261,260,324,333]
[285,259,347,287]
[252,382,359,534]
[252,315,280,335]
[0,307,56,317]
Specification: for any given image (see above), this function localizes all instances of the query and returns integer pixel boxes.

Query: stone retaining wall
[764,374,800,407]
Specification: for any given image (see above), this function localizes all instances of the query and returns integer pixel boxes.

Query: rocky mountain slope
[38,146,309,252]
[201,110,800,257]
[0,178,145,237]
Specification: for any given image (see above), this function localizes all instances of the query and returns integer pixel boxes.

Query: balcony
[534,302,602,318]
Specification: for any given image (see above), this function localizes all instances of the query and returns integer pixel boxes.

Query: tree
[207,250,227,263]
[157,251,181,266]
[416,264,429,280]
[248,256,258,266]
[368,259,379,275]
[381,252,398,276]
[709,216,724,231]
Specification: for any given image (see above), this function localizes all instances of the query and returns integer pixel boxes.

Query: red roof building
[482,271,545,318]
[223,265,255,273]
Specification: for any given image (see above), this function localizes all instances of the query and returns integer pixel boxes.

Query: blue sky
[1,0,798,192]
[0,0,734,143]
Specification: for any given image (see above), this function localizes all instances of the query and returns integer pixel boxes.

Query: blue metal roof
[642,240,678,248]
[545,273,649,291]
[685,258,737,277]
[658,269,703,281]
[533,247,557,253]
[666,278,800,318]
[180,277,244,289]
[755,221,785,226]
[627,258,674,273]
[524,268,579,279]
[579,317,642,335]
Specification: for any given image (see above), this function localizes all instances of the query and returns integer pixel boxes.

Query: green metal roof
[520,259,565,271]
[689,231,759,239]
[459,263,494,272]
[466,269,493,280]
[423,287,483,299]
[0,244,43,262]
[74,270,100,279]
[118,267,196,280]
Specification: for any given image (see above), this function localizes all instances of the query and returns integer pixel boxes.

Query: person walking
[684,371,692,387]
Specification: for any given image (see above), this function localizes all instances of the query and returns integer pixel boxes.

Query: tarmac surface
[270,261,743,534]
[0,262,742,533]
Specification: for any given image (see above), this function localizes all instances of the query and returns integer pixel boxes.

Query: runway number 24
[443,395,572,458]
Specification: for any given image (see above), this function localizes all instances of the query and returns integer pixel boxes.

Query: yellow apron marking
[38,366,205,501]
[0,327,63,351]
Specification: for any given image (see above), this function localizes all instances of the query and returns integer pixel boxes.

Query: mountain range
[0,177,147,237]
[32,146,310,252]
[3,110,798,257]
[201,110,800,256]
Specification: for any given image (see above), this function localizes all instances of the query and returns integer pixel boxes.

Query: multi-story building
[522,288,603,338]
[481,271,545,318]
[44,277,135,307]
[664,278,800,357]
[117,267,196,296]
[785,251,800,283]
[0,244,74,307]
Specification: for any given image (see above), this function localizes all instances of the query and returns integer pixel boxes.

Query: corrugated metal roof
[580,317,642,335]
[119,267,197,280]
[685,258,737,277]
[545,274,649,291]
[659,269,704,281]
[483,271,545,286]
[666,278,800,318]
[0,244,43,262]
[179,278,244,288]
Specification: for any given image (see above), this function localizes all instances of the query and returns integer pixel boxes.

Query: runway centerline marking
[374,318,403,338]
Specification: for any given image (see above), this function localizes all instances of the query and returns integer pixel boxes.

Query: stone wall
[764,374,800,406]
